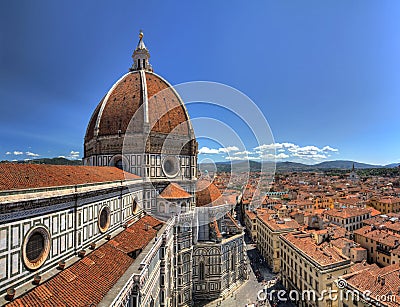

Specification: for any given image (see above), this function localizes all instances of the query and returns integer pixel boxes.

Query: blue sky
[0,1,399,165]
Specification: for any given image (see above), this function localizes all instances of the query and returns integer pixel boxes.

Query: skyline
[1,1,400,165]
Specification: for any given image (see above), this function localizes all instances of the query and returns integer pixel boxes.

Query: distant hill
[312,160,382,169]
[385,163,400,168]
[0,157,82,166]
[200,160,393,173]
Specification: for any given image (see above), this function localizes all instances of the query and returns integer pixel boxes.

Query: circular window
[115,159,123,170]
[23,226,51,270]
[162,156,180,178]
[109,155,129,171]
[98,206,111,233]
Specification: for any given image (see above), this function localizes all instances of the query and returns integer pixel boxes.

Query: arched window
[199,261,205,280]
[115,159,123,170]
[159,202,165,213]
[132,197,138,214]
[181,202,187,212]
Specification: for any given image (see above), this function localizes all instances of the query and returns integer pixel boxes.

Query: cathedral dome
[84,70,192,141]
[84,31,196,163]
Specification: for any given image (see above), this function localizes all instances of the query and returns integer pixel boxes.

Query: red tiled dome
[85,71,192,142]
[196,179,224,207]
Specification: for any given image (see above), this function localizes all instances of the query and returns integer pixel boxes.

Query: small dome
[196,179,224,207]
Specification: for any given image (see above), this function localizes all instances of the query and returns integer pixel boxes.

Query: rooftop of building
[257,212,300,232]
[354,225,400,247]
[283,231,350,267]
[341,263,400,307]
[159,182,192,199]
[323,207,372,219]
[5,215,162,307]
[0,163,139,192]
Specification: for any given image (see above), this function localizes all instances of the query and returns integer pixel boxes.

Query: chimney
[145,223,150,231]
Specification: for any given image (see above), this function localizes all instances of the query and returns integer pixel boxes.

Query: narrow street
[204,234,295,307]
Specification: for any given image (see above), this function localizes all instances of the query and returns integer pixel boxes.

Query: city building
[367,197,400,214]
[354,225,400,266]
[323,208,372,232]
[280,231,353,307]
[256,211,299,273]
[339,263,400,307]
[244,210,257,242]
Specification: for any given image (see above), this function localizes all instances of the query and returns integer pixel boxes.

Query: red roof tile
[85,71,191,142]
[159,183,192,199]
[6,215,162,307]
[196,179,224,207]
[0,163,139,191]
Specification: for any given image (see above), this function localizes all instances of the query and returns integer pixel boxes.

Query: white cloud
[276,153,290,159]
[225,156,245,161]
[199,146,239,155]
[68,151,80,160]
[199,142,338,162]
[252,142,339,162]
[322,145,338,152]
[26,151,40,157]
[5,151,11,155]
[199,147,220,154]
[233,150,252,156]
[58,155,66,158]
[260,153,290,160]
[13,151,23,155]
[218,146,239,153]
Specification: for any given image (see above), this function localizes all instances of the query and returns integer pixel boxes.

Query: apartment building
[280,231,353,307]
[244,210,257,242]
[256,211,300,273]
[323,208,372,232]
[368,196,400,214]
[339,263,400,307]
[354,225,400,266]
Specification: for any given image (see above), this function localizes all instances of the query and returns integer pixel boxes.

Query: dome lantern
[130,30,153,72]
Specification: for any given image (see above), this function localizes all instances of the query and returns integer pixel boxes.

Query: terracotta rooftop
[0,163,139,191]
[245,210,257,220]
[195,179,224,207]
[159,183,192,199]
[379,197,400,204]
[257,213,300,232]
[349,260,379,273]
[363,214,400,230]
[6,215,163,307]
[354,226,400,247]
[283,232,349,266]
[323,208,372,219]
[342,263,400,307]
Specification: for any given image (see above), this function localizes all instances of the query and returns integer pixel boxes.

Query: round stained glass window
[98,206,111,233]
[23,226,51,270]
